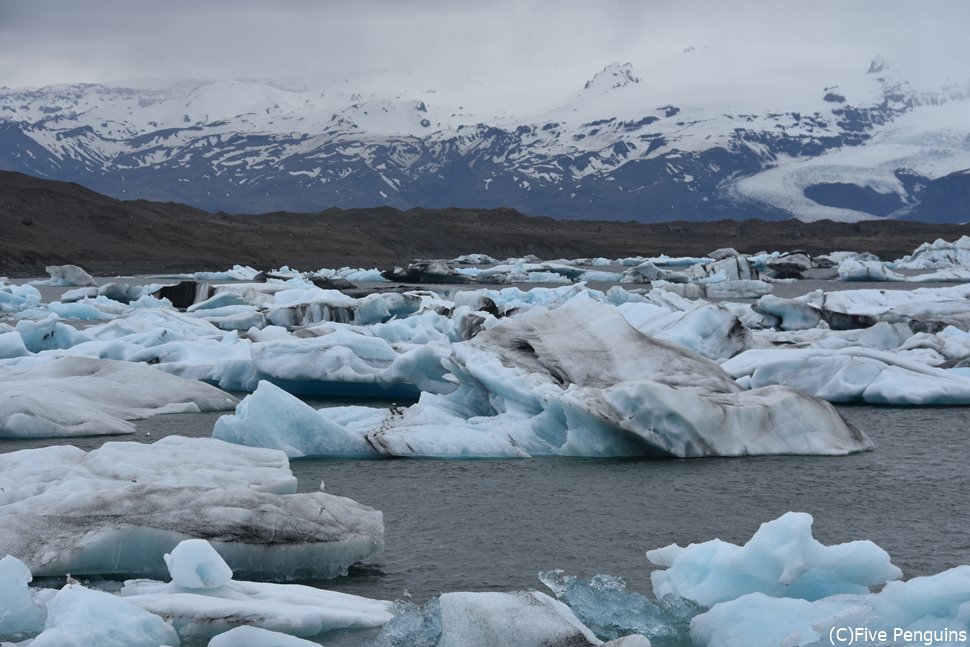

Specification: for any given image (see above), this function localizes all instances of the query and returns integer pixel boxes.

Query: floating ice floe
[0,436,383,580]
[647,512,901,606]
[0,281,41,314]
[216,298,870,458]
[34,264,97,287]
[207,626,322,646]
[119,537,393,642]
[723,346,970,404]
[23,584,180,647]
[673,515,970,647]
[837,258,907,282]
[0,555,46,639]
[892,236,970,270]
[0,356,237,437]
[370,593,651,647]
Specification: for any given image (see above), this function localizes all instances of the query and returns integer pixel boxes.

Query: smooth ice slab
[0,356,238,437]
[0,436,384,580]
[120,538,392,641]
[208,626,322,646]
[647,512,902,606]
[723,346,970,404]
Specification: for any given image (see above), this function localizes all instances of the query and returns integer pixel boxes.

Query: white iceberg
[40,264,97,287]
[0,436,384,580]
[208,626,321,646]
[0,555,46,639]
[892,236,970,270]
[26,584,179,647]
[369,592,650,647]
[723,346,970,404]
[119,538,392,641]
[691,565,970,647]
[837,258,907,281]
[647,512,901,606]
[0,356,238,437]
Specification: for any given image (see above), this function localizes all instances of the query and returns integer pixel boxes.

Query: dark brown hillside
[1,171,968,277]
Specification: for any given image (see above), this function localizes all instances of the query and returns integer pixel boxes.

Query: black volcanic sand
[2,170,968,277]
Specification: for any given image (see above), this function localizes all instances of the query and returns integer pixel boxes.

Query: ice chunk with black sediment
[647,512,901,607]
[218,298,869,458]
[0,436,383,580]
[119,538,392,641]
[0,356,238,438]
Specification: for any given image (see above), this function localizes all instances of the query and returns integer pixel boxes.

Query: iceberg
[690,565,970,647]
[539,570,700,644]
[39,264,97,287]
[217,299,870,458]
[838,258,906,281]
[208,626,321,646]
[0,356,238,437]
[119,538,392,641]
[26,584,179,647]
[0,555,46,639]
[892,236,970,270]
[0,436,384,580]
[647,512,901,606]
[367,593,651,647]
[723,346,970,404]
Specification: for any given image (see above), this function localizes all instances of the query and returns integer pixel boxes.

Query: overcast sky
[2,0,968,96]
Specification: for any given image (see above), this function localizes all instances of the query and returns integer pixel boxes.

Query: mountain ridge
[1,57,969,222]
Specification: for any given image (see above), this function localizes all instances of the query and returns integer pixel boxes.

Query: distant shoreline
[2,171,968,278]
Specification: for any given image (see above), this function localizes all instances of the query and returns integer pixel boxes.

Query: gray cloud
[1,0,968,93]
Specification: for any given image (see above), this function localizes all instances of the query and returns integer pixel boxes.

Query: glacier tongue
[0,436,384,581]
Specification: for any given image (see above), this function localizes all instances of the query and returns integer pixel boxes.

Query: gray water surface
[5,405,967,604]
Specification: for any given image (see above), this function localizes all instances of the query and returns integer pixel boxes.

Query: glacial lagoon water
[5,272,970,645]
[5,403,968,607]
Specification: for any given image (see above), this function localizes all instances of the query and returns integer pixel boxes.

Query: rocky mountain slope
[1,54,968,222]
[2,170,968,277]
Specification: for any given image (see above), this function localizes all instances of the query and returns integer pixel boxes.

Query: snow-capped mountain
[1,55,969,222]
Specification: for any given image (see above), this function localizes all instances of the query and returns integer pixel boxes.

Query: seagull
[65,573,80,586]
[402,588,412,599]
